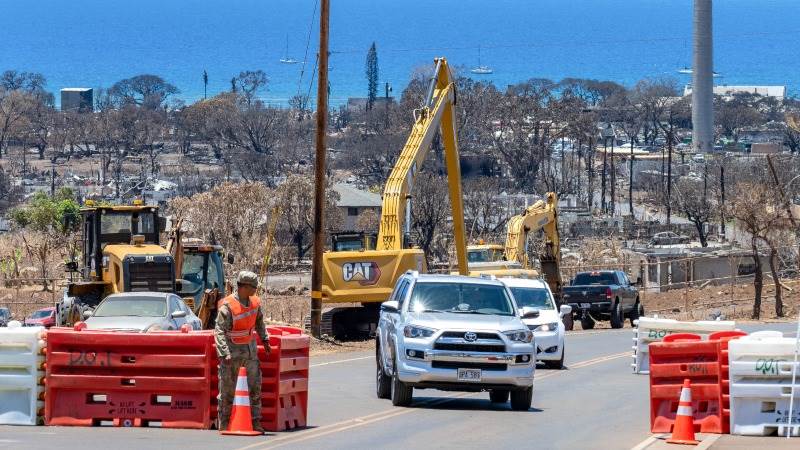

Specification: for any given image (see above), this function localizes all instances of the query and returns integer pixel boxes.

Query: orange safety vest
[221,294,261,345]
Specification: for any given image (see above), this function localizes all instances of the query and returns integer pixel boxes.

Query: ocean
[1,0,798,107]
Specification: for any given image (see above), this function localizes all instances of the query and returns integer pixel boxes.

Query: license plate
[580,303,591,309]
[457,368,482,382]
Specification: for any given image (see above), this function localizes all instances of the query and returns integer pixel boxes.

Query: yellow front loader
[318,58,469,338]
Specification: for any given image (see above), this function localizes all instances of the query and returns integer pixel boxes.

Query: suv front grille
[440,331,499,340]
[432,361,508,371]
[433,343,506,353]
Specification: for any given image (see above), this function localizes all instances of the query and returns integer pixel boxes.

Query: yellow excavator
[467,192,562,297]
[319,58,469,338]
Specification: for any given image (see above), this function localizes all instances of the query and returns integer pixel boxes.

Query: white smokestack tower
[692,0,713,153]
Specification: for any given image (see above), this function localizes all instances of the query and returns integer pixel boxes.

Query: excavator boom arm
[376,58,468,274]
[504,192,562,294]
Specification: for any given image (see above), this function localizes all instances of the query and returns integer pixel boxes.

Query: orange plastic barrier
[45,327,214,429]
[710,330,748,434]
[211,326,309,432]
[648,331,747,434]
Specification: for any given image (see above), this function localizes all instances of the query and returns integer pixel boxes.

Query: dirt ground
[641,280,799,321]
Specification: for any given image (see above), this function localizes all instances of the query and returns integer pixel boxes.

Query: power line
[295,0,319,100]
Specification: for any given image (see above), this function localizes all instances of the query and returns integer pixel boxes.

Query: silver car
[84,292,202,332]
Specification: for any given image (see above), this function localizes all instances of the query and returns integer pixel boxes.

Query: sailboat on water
[280,35,299,64]
[470,46,493,75]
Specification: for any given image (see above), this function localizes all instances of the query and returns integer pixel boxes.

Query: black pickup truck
[562,270,642,330]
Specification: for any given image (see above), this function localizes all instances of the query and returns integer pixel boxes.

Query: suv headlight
[504,329,533,343]
[532,322,559,332]
[403,325,436,338]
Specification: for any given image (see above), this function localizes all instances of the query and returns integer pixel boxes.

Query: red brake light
[605,287,612,299]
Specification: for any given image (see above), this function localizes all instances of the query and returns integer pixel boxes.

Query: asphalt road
[2,322,797,450]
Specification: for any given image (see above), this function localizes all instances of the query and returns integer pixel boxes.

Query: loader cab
[76,203,172,292]
[177,243,226,311]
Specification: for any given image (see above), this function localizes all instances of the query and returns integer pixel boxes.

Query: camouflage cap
[236,271,259,288]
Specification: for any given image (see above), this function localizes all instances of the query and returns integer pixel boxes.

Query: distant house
[61,88,93,112]
[683,85,786,101]
[333,183,382,230]
[345,97,394,113]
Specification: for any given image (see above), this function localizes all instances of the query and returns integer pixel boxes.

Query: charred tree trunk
[751,238,762,320]
[768,246,783,317]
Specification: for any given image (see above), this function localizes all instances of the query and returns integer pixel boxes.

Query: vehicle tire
[544,346,565,370]
[375,343,391,399]
[610,301,624,329]
[629,300,644,327]
[489,389,509,403]
[562,313,574,331]
[390,356,413,407]
[580,316,595,330]
[510,387,533,411]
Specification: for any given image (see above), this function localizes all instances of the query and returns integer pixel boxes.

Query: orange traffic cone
[221,366,262,436]
[666,379,700,445]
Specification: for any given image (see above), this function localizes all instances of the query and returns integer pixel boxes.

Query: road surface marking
[239,350,631,450]
[310,355,372,367]
[630,433,720,450]
[629,435,660,450]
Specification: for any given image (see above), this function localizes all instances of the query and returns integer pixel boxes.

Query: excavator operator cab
[467,244,506,264]
[330,232,378,252]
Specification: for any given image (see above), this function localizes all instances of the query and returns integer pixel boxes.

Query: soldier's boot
[251,420,265,434]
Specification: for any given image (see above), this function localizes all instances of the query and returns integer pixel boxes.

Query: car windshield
[30,309,52,319]
[409,282,514,316]
[93,297,167,317]
[573,272,617,285]
[509,287,555,310]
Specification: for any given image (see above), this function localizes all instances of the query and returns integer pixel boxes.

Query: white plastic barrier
[729,332,800,437]
[631,316,737,374]
[0,322,46,425]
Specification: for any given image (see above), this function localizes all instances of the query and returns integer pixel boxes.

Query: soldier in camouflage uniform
[215,271,270,433]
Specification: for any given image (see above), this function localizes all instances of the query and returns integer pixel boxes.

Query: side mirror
[381,300,399,313]
[227,253,235,264]
[82,310,93,319]
[559,305,573,317]
[171,310,187,319]
[65,261,79,272]
[520,306,539,320]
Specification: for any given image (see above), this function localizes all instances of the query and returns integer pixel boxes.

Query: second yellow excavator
[466,192,562,297]
[317,58,469,338]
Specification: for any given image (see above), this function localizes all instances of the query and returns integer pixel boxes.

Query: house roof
[333,183,382,208]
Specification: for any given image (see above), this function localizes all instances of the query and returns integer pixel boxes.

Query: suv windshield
[93,297,167,317]
[409,282,514,316]
[509,287,554,310]
[573,272,617,285]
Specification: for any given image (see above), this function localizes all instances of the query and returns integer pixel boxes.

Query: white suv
[501,278,572,369]
[375,272,536,410]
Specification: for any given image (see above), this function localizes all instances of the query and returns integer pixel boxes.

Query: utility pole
[720,164,725,236]
[601,137,608,213]
[203,70,208,100]
[666,110,674,225]
[384,82,391,128]
[629,143,634,219]
[310,0,330,339]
